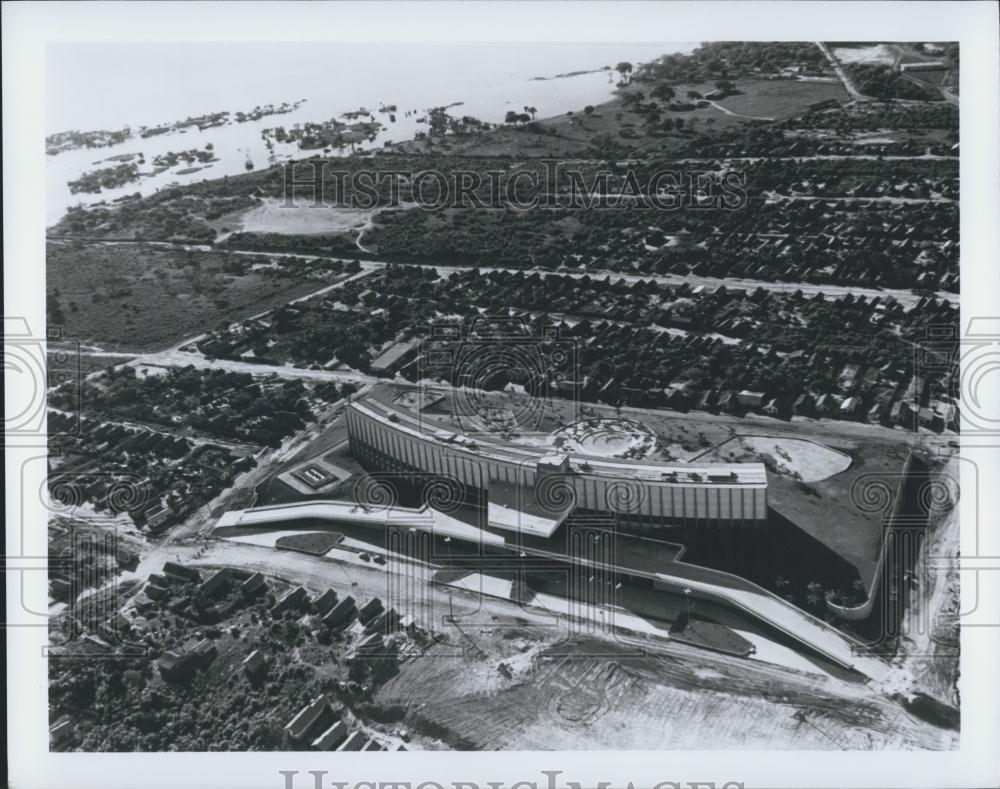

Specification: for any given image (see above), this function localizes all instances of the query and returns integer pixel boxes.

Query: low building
[284,695,335,744]
[241,572,266,598]
[370,339,419,377]
[311,720,349,751]
[717,390,737,412]
[322,596,357,629]
[356,633,385,656]
[792,393,815,417]
[364,608,400,635]
[49,719,74,747]
[271,586,309,618]
[199,569,231,597]
[737,390,765,409]
[336,731,367,752]
[242,649,267,678]
[145,581,169,601]
[840,396,861,418]
[312,589,339,616]
[163,561,201,584]
[157,650,191,679]
[99,613,133,643]
[190,638,217,665]
[357,597,384,626]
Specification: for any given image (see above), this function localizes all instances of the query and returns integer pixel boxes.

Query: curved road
[214,498,893,683]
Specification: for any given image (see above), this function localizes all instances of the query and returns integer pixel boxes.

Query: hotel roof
[351,389,767,487]
[487,476,573,538]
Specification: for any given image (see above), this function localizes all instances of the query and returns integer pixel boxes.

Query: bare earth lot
[237,198,375,237]
[376,632,954,750]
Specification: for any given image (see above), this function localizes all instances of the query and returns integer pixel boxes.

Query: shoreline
[47,45,681,225]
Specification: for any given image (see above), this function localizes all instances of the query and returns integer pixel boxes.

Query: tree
[651,84,676,104]
[583,105,595,116]
[616,62,633,83]
[714,79,735,96]
[620,92,643,110]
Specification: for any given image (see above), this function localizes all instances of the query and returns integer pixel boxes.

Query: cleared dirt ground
[238,198,375,237]
[375,632,956,750]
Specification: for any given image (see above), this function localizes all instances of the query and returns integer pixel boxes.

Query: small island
[263,116,384,150]
[67,162,140,193]
[46,128,132,156]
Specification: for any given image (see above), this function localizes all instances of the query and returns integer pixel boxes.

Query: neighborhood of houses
[50,558,427,751]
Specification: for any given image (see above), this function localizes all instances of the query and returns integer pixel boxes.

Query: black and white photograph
[4,2,999,788]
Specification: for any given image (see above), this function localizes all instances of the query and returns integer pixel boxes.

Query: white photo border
[5,2,999,788]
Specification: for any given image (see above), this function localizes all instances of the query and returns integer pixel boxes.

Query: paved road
[125,349,376,385]
[432,263,953,308]
[817,42,868,101]
[765,191,955,206]
[706,100,775,122]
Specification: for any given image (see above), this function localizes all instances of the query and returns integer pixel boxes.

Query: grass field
[275,531,345,556]
[714,79,848,119]
[389,75,851,163]
[46,241,343,352]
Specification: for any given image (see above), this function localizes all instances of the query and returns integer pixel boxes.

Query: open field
[237,198,376,237]
[275,531,345,555]
[392,76,852,161]
[697,435,852,483]
[46,241,353,352]
[714,78,848,119]
[833,45,898,66]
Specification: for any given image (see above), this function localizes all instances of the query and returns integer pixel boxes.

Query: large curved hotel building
[345,395,768,541]
[219,394,889,678]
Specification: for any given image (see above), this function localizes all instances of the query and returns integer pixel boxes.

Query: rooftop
[370,339,418,371]
[352,387,767,487]
[487,476,573,538]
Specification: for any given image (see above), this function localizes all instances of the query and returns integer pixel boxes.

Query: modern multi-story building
[217,392,895,679]
[345,394,768,554]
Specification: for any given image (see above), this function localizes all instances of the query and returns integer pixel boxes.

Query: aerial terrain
[45,41,961,752]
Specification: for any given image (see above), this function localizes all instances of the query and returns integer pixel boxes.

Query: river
[47,42,695,225]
